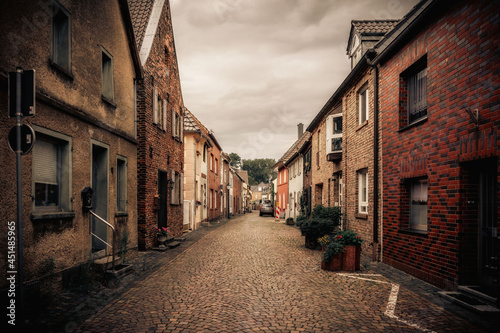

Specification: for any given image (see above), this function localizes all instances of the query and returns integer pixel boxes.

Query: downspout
[366,52,380,262]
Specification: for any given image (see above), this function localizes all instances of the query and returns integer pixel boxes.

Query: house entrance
[477,159,498,296]
[158,170,169,229]
[91,143,109,252]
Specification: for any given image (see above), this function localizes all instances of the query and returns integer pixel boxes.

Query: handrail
[90,210,116,272]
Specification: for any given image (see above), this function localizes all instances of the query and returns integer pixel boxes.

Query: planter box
[321,245,361,271]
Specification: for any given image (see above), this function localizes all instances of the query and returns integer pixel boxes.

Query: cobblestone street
[72,212,494,333]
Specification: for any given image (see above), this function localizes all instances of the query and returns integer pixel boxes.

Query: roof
[373,0,437,64]
[347,19,399,53]
[127,0,154,51]
[352,20,399,35]
[183,108,200,132]
[237,170,249,184]
[273,131,312,169]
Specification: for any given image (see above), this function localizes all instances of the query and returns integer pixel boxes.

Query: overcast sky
[170,0,419,161]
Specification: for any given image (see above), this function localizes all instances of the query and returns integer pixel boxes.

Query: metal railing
[90,210,116,272]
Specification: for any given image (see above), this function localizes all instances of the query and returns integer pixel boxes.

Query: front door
[158,171,168,229]
[91,143,109,252]
[478,160,498,296]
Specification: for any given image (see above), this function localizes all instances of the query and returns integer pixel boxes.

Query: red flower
[337,235,342,239]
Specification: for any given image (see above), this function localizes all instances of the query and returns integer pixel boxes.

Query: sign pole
[15,67,24,319]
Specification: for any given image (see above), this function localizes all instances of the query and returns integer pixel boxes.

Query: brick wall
[137,0,184,250]
[380,0,500,291]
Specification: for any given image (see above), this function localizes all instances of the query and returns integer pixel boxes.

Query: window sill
[101,96,117,108]
[356,120,369,132]
[398,228,428,236]
[115,212,128,217]
[398,116,427,133]
[31,211,76,220]
[356,213,368,219]
[49,59,74,81]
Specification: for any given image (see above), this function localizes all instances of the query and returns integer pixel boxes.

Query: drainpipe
[366,51,380,262]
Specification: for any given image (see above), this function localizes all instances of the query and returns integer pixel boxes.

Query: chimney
[297,123,304,139]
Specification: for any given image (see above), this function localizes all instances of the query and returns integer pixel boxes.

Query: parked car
[260,200,274,216]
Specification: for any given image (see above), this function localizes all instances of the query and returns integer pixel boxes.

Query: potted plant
[335,230,363,271]
[318,230,363,271]
[155,227,170,248]
[299,205,341,249]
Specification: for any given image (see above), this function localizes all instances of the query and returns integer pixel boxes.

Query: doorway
[158,170,168,229]
[91,142,109,252]
[478,160,498,296]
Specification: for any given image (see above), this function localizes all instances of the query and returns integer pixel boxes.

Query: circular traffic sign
[8,124,36,155]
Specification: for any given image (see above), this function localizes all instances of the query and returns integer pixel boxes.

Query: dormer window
[350,35,362,69]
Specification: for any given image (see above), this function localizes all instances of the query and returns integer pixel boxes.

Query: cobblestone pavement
[40,212,499,332]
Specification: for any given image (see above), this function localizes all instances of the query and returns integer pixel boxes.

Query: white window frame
[410,179,428,231]
[408,67,428,124]
[326,113,343,154]
[358,85,369,124]
[358,169,368,214]
[32,126,72,213]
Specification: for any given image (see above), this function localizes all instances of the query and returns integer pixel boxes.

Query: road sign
[8,124,36,155]
[8,69,36,117]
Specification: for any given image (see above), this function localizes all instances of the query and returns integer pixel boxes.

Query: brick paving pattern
[67,212,497,333]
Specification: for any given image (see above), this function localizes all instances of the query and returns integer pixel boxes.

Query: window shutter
[326,115,333,154]
[171,109,176,138]
[153,87,158,124]
[170,169,175,204]
[180,172,184,205]
[162,99,167,130]
[180,113,184,143]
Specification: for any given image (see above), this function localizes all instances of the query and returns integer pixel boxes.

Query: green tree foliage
[242,158,277,185]
[228,152,242,169]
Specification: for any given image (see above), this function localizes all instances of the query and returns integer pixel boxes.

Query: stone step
[438,291,500,313]
[93,256,122,271]
[167,241,181,249]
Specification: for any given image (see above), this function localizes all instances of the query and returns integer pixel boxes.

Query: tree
[228,152,241,169]
[242,158,276,185]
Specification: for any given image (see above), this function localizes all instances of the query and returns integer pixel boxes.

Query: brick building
[208,132,222,222]
[375,0,500,297]
[298,138,313,218]
[0,0,141,289]
[129,0,184,250]
[220,152,231,219]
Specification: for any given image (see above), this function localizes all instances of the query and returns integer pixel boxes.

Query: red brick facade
[131,0,184,250]
[208,136,221,222]
[379,0,500,294]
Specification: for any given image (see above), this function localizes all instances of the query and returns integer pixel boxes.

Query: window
[116,157,127,212]
[400,56,428,127]
[215,158,219,174]
[410,179,428,231]
[357,169,368,214]
[304,148,311,174]
[33,127,72,213]
[317,130,321,167]
[170,170,183,205]
[152,88,166,129]
[172,108,182,140]
[408,67,428,124]
[101,48,114,101]
[326,113,342,154]
[51,1,71,72]
[358,85,369,124]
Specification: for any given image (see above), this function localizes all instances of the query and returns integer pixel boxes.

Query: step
[438,291,500,313]
[174,236,187,242]
[458,285,497,305]
[167,241,181,249]
[93,256,122,271]
[105,264,134,278]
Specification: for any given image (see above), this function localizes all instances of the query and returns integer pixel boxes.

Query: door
[478,160,498,296]
[91,143,109,252]
[158,171,168,229]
